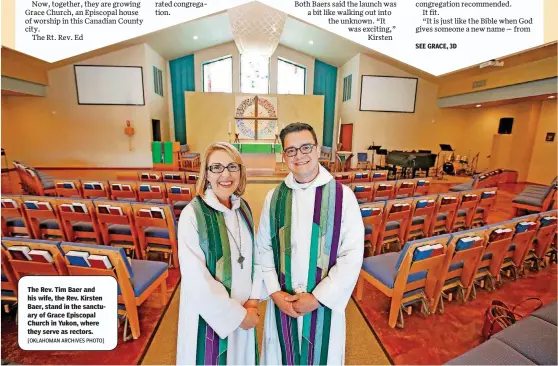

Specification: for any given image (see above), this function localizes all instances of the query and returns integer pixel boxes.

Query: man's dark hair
[279,122,318,147]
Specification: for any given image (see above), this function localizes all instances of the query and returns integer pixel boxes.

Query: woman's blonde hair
[196,142,247,198]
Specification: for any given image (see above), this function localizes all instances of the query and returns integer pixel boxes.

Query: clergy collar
[285,165,333,190]
[201,188,241,213]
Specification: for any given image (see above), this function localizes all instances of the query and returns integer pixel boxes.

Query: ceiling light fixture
[549,95,556,99]
[228,2,286,57]
[193,36,198,40]
[309,40,314,45]
[476,104,482,107]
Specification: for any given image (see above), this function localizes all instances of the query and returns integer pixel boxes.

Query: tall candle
[337,119,342,144]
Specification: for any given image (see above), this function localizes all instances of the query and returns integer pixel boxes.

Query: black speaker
[498,117,514,134]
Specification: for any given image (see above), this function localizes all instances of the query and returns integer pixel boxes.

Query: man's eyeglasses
[208,163,241,173]
[283,143,316,157]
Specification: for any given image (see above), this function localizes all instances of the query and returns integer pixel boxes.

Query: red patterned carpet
[354,265,557,365]
[1,268,181,365]
[353,182,558,365]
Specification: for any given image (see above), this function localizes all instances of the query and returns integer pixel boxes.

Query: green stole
[269,179,343,365]
[191,196,258,365]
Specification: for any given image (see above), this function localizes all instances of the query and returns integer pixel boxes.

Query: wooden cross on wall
[235,96,278,140]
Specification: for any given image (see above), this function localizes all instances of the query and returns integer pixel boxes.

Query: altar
[233,143,282,174]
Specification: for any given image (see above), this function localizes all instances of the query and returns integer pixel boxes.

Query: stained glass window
[240,54,270,94]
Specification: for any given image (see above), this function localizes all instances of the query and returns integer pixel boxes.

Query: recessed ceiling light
[308,40,314,45]
[549,95,556,99]
[193,36,198,40]
[476,104,482,107]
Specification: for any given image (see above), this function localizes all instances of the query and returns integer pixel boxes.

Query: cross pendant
[238,255,245,269]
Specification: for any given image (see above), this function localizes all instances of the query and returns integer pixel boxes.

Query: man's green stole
[269,179,343,365]
[190,196,258,365]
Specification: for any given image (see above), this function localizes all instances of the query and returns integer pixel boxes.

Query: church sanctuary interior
[1,2,557,365]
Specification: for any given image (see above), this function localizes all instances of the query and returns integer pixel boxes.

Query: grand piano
[385,151,437,178]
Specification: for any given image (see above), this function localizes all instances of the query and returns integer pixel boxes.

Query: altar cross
[235,96,278,140]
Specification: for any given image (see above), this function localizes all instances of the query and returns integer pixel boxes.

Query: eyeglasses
[284,143,316,157]
[208,163,241,173]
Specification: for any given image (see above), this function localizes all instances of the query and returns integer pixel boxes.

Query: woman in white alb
[176,142,262,365]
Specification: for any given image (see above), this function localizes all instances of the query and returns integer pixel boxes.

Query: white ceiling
[121,10,372,67]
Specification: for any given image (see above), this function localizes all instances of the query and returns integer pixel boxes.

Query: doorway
[152,119,161,141]
[340,123,353,151]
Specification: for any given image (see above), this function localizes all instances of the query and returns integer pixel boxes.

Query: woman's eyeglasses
[284,143,315,157]
[208,163,241,173]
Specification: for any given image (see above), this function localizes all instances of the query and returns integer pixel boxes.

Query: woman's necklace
[225,211,245,269]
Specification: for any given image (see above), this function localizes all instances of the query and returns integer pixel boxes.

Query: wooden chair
[371,170,389,182]
[131,203,178,268]
[512,182,557,215]
[57,198,103,244]
[471,221,516,295]
[356,153,370,170]
[179,144,201,171]
[318,146,333,171]
[1,237,69,279]
[138,182,168,204]
[1,246,19,312]
[360,202,386,257]
[162,171,186,184]
[432,229,487,313]
[25,167,56,196]
[165,183,196,217]
[501,215,540,280]
[109,181,139,202]
[12,161,30,193]
[81,180,110,199]
[352,171,371,183]
[138,172,162,182]
[376,198,413,254]
[405,195,438,242]
[395,179,416,199]
[452,192,481,232]
[59,242,168,340]
[471,188,498,227]
[414,178,431,196]
[357,236,450,328]
[54,179,82,198]
[429,193,460,236]
[21,196,66,241]
[526,210,557,271]
[372,181,395,202]
[352,183,374,204]
[185,173,199,185]
[94,200,142,259]
[1,195,33,238]
[332,172,352,185]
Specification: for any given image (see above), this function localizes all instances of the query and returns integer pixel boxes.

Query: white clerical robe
[255,165,365,365]
[176,189,262,365]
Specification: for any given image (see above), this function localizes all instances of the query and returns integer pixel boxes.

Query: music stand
[436,144,454,179]
[367,144,381,169]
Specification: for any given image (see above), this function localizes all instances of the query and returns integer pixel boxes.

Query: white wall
[337,54,359,149]
[2,44,153,168]
[145,44,170,141]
